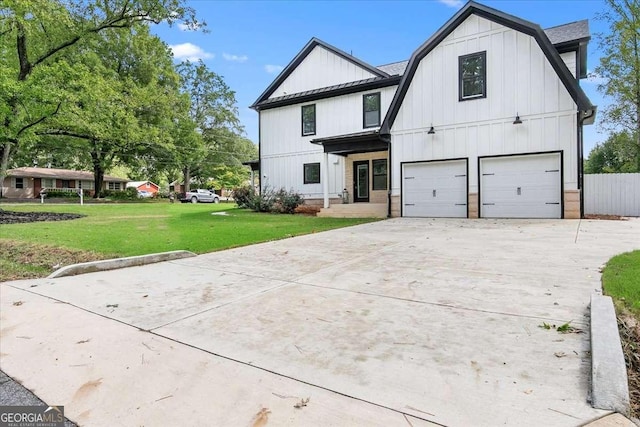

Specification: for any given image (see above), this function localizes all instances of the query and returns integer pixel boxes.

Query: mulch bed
[0,210,85,224]
[619,313,640,419]
[584,214,628,221]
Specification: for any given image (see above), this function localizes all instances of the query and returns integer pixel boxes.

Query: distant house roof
[126,180,159,189]
[7,167,127,183]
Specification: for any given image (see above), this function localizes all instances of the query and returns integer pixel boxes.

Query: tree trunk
[91,142,105,198]
[183,166,191,193]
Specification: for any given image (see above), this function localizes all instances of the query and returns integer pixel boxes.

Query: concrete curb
[590,293,630,415]
[47,250,197,278]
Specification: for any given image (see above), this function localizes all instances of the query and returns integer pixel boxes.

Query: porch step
[317,203,387,218]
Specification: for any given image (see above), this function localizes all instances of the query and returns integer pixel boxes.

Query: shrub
[104,187,138,200]
[232,186,304,214]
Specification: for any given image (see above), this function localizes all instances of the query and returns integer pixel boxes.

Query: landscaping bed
[0,210,85,224]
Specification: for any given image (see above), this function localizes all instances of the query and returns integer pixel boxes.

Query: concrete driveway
[1,218,639,426]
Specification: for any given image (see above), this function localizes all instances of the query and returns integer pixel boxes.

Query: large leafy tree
[175,60,242,191]
[595,0,640,171]
[585,131,639,173]
[34,25,185,196]
[0,0,200,189]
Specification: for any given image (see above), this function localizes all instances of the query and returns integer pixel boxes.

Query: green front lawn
[0,203,377,256]
[603,250,640,315]
[0,202,378,281]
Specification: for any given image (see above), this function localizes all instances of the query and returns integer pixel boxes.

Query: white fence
[584,173,640,217]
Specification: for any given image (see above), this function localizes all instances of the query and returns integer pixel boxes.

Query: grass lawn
[0,202,378,281]
[603,250,640,315]
[602,250,640,418]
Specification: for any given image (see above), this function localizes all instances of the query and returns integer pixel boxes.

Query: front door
[353,160,369,203]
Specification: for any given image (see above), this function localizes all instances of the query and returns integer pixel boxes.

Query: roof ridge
[544,19,588,30]
[376,59,409,67]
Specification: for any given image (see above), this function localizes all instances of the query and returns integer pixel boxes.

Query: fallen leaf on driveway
[294,397,310,409]
[554,352,567,358]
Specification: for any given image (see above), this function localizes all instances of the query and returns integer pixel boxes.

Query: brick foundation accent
[468,193,478,218]
[564,190,581,219]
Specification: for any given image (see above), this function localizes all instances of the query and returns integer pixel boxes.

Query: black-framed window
[372,159,387,190]
[459,51,486,100]
[14,177,24,189]
[303,163,320,184]
[363,92,381,128]
[61,180,70,188]
[301,104,316,136]
[108,182,121,190]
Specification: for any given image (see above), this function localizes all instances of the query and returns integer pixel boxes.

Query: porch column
[323,152,329,208]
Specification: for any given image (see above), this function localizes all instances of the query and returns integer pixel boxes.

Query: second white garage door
[480,153,562,219]
[402,159,467,218]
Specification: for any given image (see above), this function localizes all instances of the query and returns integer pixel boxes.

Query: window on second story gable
[459,51,486,101]
[301,104,316,136]
[363,92,381,128]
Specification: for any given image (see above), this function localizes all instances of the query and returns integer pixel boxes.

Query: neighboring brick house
[126,180,160,194]
[250,1,595,219]
[1,167,128,199]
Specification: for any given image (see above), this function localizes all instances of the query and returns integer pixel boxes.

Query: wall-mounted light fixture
[513,113,523,125]
[427,124,436,134]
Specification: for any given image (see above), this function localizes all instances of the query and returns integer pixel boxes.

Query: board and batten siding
[390,15,579,199]
[269,46,377,99]
[260,86,397,199]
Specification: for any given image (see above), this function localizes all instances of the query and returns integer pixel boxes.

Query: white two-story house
[250,1,595,219]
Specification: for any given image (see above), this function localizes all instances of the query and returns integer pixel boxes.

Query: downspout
[383,134,392,218]
[578,109,595,219]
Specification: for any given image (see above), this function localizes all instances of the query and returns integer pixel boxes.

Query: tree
[595,0,640,171]
[175,60,242,191]
[0,0,200,190]
[37,25,185,196]
[585,131,639,173]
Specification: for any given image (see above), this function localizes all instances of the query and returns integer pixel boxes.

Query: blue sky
[153,0,610,155]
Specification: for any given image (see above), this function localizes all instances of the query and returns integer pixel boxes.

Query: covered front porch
[311,130,390,218]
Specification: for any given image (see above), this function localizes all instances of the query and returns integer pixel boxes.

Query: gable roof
[7,167,127,182]
[380,1,595,134]
[126,180,159,189]
[250,38,389,109]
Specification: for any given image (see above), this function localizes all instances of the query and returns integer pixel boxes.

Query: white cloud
[265,64,284,74]
[223,53,248,63]
[169,43,214,61]
[177,22,202,31]
[437,0,463,7]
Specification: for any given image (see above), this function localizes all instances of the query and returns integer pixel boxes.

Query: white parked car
[178,189,220,204]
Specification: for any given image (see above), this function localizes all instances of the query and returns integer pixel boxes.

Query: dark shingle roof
[544,20,590,45]
[376,60,409,76]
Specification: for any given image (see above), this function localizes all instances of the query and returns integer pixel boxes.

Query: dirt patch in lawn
[618,311,640,419]
[0,210,85,224]
[0,240,111,282]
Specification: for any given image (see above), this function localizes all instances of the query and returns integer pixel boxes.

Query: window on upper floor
[372,159,387,190]
[459,51,486,101]
[301,104,316,136]
[303,162,320,184]
[363,92,381,128]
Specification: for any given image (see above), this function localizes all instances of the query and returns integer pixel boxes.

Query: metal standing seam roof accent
[7,167,127,182]
[380,0,595,134]
[253,76,400,109]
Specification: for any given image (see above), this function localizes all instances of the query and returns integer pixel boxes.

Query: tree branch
[16,102,62,137]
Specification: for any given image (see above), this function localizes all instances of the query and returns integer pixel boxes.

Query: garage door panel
[480,153,561,219]
[403,160,467,218]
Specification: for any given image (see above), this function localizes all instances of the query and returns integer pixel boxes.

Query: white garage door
[403,160,467,218]
[480,153,561,218]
